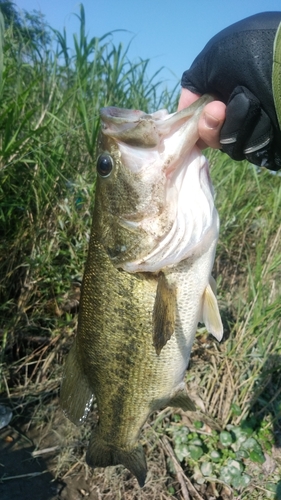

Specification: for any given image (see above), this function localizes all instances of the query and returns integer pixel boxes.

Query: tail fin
[86,427,147,487]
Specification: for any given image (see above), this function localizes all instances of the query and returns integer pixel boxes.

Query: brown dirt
[0,395,236,500]
[0,420,63,500]
[0,398,174,500]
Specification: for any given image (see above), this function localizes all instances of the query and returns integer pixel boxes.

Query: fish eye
[96,153,114,178]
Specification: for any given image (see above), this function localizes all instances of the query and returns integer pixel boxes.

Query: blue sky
[16,1,281,92]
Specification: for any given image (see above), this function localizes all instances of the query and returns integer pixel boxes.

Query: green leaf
[226,459,244,476]
[231,426,253,451]
[231,403,242,416]
[210,450,222,462]
[232,473,251,489]
[235,449,249,460]
[241,437,265,463]
[241,437,259,450]
[219,431,233,447]
[200,462,213,476]
[174,444,189,462]
[219,460,245,487]
[249,450,265,464]
[265,482,277,493]
[188,437,203,447]
[219,466,235,485]
[187,445,204,460]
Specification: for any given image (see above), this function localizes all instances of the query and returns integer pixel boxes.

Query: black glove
[181,12,281,170]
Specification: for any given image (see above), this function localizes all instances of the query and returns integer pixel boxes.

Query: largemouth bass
[60,95,223,487]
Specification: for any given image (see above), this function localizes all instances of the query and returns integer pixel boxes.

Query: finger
[178,90,226,150]
[177,88,201,111]
[197,101,226,149]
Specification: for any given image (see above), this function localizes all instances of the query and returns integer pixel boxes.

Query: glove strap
[273,22,281,130]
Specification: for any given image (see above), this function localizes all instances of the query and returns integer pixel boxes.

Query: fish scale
[60,95,223,486]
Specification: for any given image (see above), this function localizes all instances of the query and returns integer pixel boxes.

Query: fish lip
[100,107,147,122]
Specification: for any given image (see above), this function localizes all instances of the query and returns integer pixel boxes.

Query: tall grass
[0,4,178,340]
[201,154,281,426]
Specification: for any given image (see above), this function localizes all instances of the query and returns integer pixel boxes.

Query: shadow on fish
[60,95,223,487]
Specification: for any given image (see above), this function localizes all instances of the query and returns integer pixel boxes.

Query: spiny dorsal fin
[202,279,223,341]
[152,272,176,355]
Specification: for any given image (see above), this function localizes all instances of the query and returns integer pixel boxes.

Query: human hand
[178,89,226,150]
[179,12,281,170]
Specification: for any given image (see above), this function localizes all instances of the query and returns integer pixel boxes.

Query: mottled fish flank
[60,95,223,487]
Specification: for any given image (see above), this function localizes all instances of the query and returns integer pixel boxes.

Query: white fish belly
[159,238,217,395]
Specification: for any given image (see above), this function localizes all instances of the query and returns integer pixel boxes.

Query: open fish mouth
[100,95,213,169]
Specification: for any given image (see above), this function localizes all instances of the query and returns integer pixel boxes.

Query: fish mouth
[100,107,160,147]
[100,95,213,151]
[100,95,214,181]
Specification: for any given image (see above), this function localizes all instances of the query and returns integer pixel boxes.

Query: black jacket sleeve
[181,12,281,170]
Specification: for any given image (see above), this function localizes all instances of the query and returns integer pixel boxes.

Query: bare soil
[0,396,234,500]
[0,402,113,500]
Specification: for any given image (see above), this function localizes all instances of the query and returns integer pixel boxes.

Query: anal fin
[60,339,94,425]
[168,387,196,412]
[152,272,176,355]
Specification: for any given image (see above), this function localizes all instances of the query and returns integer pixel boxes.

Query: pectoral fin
[152,272,176,355]
[60,339,94,425]
[202,278,223,341]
